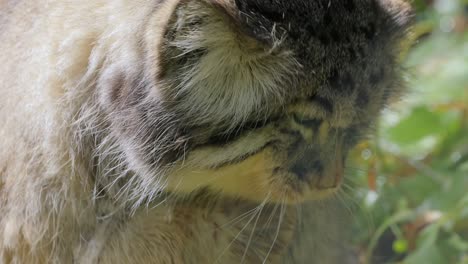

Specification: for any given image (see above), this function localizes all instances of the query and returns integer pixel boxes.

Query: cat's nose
[290,160,343,189]
[287,145,344,189]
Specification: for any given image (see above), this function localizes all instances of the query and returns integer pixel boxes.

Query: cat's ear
[97,64,150,113]
[97,64,128,111]
[379,0,414,29]
[377,0,415,63]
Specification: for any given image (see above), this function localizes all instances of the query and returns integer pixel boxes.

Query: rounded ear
[379,0,414,28]
[97,64,149,113]
[377,0,415,62]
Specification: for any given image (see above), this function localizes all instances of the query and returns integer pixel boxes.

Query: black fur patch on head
[327,70,355,94]
[370,66,386,86]
[356,90,370,107]
[308,95,334,114]
[344,0,356,12]
[234,0,412,97]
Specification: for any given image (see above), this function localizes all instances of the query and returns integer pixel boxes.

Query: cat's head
[95,0,413,203]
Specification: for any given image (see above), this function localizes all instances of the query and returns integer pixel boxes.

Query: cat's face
[98,0,412,203]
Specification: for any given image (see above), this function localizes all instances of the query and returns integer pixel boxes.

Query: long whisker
[215,194,270,263]
[338,184,376,241]
[220,205,265,229]
[295,202,303,230]
[264,202,280,230]
[262,191,286,264]
[241,193,270,263]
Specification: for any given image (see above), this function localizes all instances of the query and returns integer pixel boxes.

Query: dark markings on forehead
[330,28,341,43]
[305,23,316,36]
[348,48,357,63]
[328,69,340,88]
[370,66,385,85]
[356,45,366,58]
[292,114,322,131]
[235,0,284,23]
[323,11,332,26]
[318,33,330,46]
[328,69,355,93]
[344,0,356,12]
[355,90,369,107]
[308,94,334,114]
[360,22,377,40]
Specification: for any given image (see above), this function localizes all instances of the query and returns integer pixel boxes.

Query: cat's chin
[165,148,342,204]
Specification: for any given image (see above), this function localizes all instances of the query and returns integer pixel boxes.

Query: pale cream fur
[0,1,303,263]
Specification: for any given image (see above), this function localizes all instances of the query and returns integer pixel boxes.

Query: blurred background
[349,0,468,263]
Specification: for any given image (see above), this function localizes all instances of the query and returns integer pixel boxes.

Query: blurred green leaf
[350,1,468,262]
[448,233,468,252]
[386,106,443,145]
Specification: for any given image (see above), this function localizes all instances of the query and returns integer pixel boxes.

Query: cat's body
[0,0,411,263]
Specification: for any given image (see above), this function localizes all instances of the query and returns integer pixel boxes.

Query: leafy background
[349,0,468,263]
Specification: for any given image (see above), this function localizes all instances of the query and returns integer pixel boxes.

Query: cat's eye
[307,94,334,114]
[292,113,322,130]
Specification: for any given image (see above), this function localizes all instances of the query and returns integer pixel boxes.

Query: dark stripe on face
[199,116,281,147]
[209,140,280,169]
[292,113,322,131]
[355,90,369,107]
[308,95,334,114]
[204,121,265,146]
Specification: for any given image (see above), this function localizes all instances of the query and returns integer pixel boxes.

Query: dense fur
[0,0,412,263]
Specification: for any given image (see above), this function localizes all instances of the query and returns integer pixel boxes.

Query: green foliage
[350,1,468,263]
